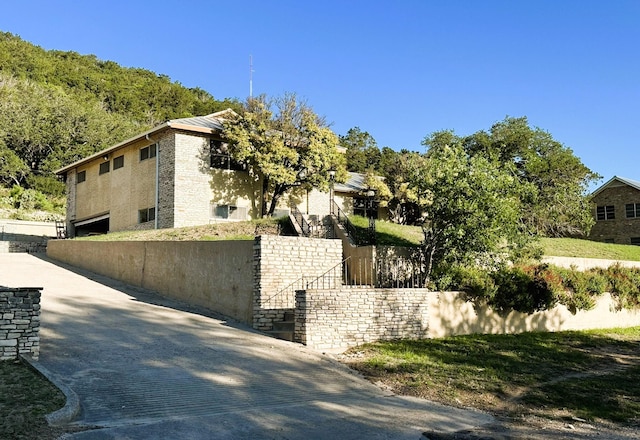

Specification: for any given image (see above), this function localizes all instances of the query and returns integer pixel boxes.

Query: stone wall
[253,235,342,331]
[590,184,640,244]
[295,287,430,350]
[0,287,40,360]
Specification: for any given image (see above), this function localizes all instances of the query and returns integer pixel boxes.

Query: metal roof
[591,175,640,197]
[334,172,369,194]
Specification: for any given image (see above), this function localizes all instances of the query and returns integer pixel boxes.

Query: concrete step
[273,320,294,332]
[265,330,294,342]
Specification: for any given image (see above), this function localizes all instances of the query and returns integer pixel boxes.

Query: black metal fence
[331,201,375,246]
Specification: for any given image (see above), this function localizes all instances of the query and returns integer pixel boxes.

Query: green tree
[461,117,600,236]
[410,141,534,283]
[378,147,422,224]
[222,93,347,217]
[340,127,381,173]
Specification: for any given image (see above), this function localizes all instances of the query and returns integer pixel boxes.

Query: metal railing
[331,201,374,246]
[290,205,311,237]
[263,254,426,307]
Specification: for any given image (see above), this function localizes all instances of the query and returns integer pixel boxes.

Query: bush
[599,264,640,311]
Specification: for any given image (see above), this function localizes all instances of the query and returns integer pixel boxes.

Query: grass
[349,215,423,246]
[541,237,640,261]
[75,217,287,241]
[341,327,640,426]
[0,360,66,440]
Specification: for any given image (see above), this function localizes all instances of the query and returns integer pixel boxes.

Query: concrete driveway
[0,253,492,439]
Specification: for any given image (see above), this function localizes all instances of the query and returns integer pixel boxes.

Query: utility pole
[249,54,254,98]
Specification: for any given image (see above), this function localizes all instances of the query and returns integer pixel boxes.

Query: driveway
[0,253,492,439]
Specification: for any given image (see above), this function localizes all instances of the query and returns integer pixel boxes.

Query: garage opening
[73,214,110,237]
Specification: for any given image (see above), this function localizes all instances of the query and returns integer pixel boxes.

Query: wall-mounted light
[103,154,110,161]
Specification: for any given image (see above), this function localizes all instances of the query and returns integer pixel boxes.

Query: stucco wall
[589,184,640,244]
[68,134,161,232]
[427,291,640,339]
[542,256,640,270]
[47,240,254,323]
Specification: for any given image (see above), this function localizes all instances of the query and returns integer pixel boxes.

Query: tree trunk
[261,177,269,217]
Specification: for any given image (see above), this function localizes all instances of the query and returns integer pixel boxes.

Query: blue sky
[1,1,638,188]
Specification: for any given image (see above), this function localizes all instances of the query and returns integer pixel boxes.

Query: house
[56,111,373,237]
[589,176,640,245]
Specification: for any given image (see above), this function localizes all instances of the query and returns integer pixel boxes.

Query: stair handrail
[305,256,351,290]
[290,205,311,237]
[331,200,372,245]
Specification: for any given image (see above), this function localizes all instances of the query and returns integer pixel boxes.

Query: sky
[1,0,638,189]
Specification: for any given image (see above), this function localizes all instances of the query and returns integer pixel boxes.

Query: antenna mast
[249,54,254,98]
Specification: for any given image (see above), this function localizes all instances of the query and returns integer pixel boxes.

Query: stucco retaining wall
[47,240,255,323]
[0,287,41,360]
[427,291,640,339]
[542,255,640,270]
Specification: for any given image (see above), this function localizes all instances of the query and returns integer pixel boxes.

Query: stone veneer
[253,235,343,331]
[295,287,430,350]
[590,184,640,244]
[0,287,41,360]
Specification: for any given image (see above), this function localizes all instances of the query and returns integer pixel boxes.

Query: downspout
[146,134,159,230]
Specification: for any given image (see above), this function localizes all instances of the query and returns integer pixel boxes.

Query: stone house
[589,176,640,245]
[56,111,368,237]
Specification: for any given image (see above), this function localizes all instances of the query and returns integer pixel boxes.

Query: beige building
[56,111,371,237]
[589,176,640,245]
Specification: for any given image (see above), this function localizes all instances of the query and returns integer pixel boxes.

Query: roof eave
[55,122,171,175]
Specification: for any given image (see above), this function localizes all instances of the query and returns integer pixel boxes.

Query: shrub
[600,264,640,311]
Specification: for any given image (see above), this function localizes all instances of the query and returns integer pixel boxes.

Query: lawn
[541,237,640,261]
[340,327,640,427]
[0,360,67,440]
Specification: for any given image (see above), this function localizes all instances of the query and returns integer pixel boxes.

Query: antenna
[249,54,254,98]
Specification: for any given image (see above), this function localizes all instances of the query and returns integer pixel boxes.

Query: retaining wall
[253,235,342,331]
[0,287,41,360]
[427,291,640,338]
[295,287,430,350]
[47,240,255,323]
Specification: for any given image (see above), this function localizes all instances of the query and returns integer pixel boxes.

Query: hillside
[0,32,241,199]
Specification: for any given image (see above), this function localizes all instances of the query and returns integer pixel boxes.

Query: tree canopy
[222,93,347,217]
[432,116,601,237]
[409,142,535,283]
[0,32,242,196]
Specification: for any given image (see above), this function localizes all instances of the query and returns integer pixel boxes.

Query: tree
[222,93,347,217]
[340,127,381,173]
[409,141,534,283]
[378,147,422,225]
[460,117,600,236]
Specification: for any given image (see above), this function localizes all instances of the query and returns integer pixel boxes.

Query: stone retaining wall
[0,287,41,360]
[295,287,430,350]
[253,235,342,331]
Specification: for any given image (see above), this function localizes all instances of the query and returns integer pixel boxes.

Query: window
[138,207,156,223]
[210,140,245,171]
[210,204,247,220]
[632,237,640,246]
[140,144,157,161]
[113,155,124,170]
[77,170,86,183]
[596,205,615,220]
[626,203,640,218]
[99,161,110,175]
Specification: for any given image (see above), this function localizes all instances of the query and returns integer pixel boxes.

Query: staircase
[266,309,295,342]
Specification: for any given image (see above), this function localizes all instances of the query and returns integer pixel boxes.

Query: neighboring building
[589,176,640,245]
[56,111,371,237]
